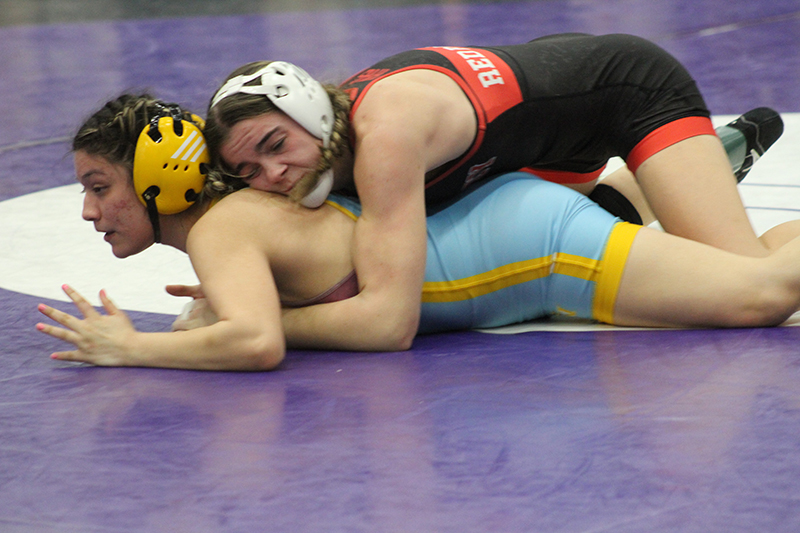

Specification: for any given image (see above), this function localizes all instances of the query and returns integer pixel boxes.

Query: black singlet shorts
[340,33,715,204]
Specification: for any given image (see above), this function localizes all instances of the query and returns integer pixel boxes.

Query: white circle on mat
[0,183,197,314]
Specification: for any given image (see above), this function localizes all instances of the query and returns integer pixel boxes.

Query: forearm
[280,204,427,351]
[282,291,420,351]
[285,107,439,351]
[38,299,285,371]
[123,321,285,370]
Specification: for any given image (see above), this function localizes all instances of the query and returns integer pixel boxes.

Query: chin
[111,246,134,259]
[111,241,152,259]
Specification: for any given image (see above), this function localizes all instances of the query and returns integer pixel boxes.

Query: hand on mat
[165,284,218,331]
[36,285,135,366]
[171,297,219,331]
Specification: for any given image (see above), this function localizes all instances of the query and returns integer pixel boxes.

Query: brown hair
[204,61,352,200]
[72,93,215,196]
[73,94,160,173]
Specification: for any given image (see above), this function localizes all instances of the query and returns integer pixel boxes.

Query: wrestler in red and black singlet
[340,33,714,206]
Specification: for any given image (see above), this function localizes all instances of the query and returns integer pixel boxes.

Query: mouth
[103,231,115,242]
[288,171,321,203]
[276,173,302,196]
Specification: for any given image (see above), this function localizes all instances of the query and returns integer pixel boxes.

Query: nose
[82,194,99,222]
[246,158,287,191]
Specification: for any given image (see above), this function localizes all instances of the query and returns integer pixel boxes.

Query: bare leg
[586,110,782,228]
[635,135,770,257]
[564,180,597,196]
[614,226,800,328]
[600,166,800,250]
[759,220,800,251]
[598,167,656,225]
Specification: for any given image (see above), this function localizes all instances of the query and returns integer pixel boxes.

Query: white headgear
[210,61,333,148]
[211,61,335,208]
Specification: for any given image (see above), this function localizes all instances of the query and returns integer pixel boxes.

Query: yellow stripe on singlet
[592,222,642,324]
[324,199,358,221]
[420,222,642,321]
[422,252,604,303]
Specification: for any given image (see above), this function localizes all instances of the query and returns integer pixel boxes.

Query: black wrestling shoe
[724,107,784,183]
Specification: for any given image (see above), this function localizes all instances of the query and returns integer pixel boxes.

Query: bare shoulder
[353,69,477,167]
[189,189,351,251]
[356,69,469,123]
[188,189,296,247]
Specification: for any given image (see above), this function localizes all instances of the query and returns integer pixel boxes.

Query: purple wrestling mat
[2,1,800,531]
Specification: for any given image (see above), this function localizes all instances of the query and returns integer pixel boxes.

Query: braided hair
[72,94,203,175]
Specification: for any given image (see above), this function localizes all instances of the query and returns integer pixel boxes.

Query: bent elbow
[378,313,418,352]
[379,330,415,351]
[255,347,285,371]
[242,334,285,371]
[394,323,417,351]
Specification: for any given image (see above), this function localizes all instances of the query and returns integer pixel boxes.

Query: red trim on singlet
[626,116,717,172]
[347,64,488,191]
[281,270,359,308]
[419,47,523,123]
[519,165,606,184]
[346,47,524,191]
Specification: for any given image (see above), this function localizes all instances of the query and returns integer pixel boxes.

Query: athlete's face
[75,150,154,258]
[219,111,323,195]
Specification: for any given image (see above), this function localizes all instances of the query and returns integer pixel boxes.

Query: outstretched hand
[36,285,136,366]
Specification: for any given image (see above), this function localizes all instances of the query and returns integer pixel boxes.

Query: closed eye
[81,185,108,195]
[235,164,260,182]
[270,138,285,152]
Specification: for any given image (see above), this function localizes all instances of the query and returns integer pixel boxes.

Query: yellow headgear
[133,109,209,216]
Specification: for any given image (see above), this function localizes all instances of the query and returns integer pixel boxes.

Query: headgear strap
[133,102,209,243]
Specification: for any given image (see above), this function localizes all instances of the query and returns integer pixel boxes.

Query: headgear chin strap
[133,103,209,243]
[211,61,334,149]
[299,169,334,209]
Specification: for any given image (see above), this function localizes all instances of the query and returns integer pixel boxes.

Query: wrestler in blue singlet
[326,172,641,333]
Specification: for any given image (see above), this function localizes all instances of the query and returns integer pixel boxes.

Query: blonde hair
[204,61,352,200]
